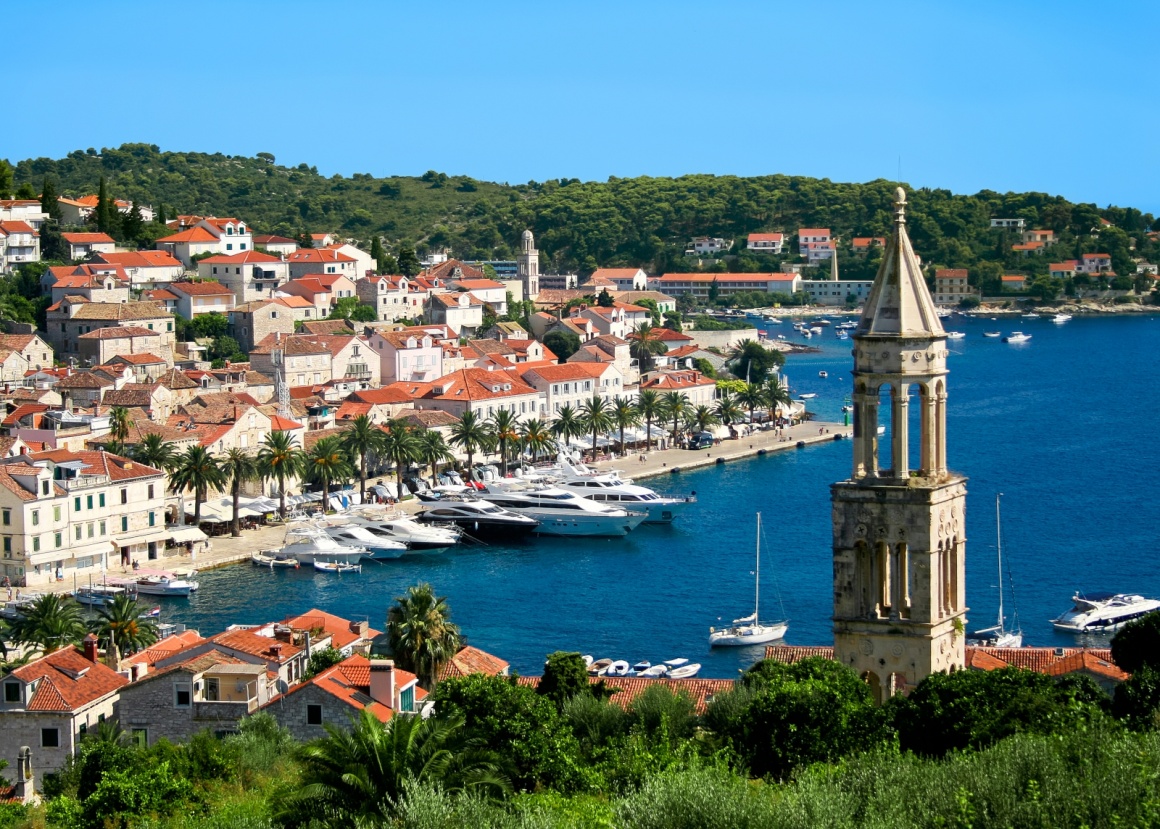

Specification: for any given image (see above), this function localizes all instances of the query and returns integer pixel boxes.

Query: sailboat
[968,493,1023,648]
[709,513,788,647]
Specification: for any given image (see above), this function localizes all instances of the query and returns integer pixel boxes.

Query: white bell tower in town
[517,229,540,299]
[831,187,968,702]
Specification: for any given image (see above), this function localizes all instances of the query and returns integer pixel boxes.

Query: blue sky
[11,1,1159,212]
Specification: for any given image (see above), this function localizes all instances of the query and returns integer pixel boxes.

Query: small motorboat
[797,393,817,400]
[1002,332,1032,343]
[133,574,197,597]
[588,658,612,676]
[1022,313,1040,319]
[983,331,1002,338]
[818,370,828,378]
[607,660,630,677]
[946,331,966,340]
[581,654,594,668]
[640,665,669,677]
[630,660,651,675]
[668,663,702,679]
[252,551,300,568]
[1052,314,1073,323]
[663,658,689,668]
[313,560,362,574]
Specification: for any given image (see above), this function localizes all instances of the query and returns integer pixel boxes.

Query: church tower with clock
[831,187,968,701]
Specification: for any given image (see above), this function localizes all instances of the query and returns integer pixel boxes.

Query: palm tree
[611,398,640,455]
[727,338,781,384]
[636,389,662,451]
[551,404,585,451]
[257,431,306,520]
[340,415,388,502]
[387,583,462,689]
[108,406,133,443]
[170,445,226,525]
[128,432,177,473]
[417,429,455,485]
[517,418,553,463]
[305,436,353,511]
[578,395,614,460]
[448,411,494,475]
[277,709,504,827]
[221,448,258,538]
[765,376,793,424]
[736,382,769,426]
[89,594,158,664]
[382,419,421,493]
[714,393,743,428]
[661,391,690,444]
[489,409,520,476]
[629,323,668,372]
[689,404,722,435]
[9,594,87,655]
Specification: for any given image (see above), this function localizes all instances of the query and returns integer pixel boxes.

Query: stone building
[831,189,967,702]
[0,636,128,775]
[516,229,540,299]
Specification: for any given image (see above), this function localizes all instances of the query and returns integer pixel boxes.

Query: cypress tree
[370,235,387,273]
[40,176,61,221]
[157,203,168,225]
[396,244,421,277]
[0,161,12,199]
[95,176,113,234]
[121,201,144,244]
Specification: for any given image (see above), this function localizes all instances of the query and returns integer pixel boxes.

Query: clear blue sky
[12,0,1159,212]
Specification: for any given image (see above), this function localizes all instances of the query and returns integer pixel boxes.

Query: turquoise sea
[164,314,1160,678]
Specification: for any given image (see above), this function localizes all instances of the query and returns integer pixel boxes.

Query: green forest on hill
[3,143,1158,297]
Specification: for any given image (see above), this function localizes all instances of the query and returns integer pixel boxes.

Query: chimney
[82,633,99,663]
[349,620,368,636]
[14,746,33,805]
[369,659,396,707]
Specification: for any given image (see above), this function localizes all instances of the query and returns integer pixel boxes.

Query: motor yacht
[478,483,648,537]
[322,524,407,560]
[132,574,198,597]
[946,331,966,340]
[343,510,461,551]
[416,498,540,541]
[1052,313,1073,323]
[1051,592,1160,634]
[271,525,366,564]
[546,464,695,524]
[1002,332,1032,343]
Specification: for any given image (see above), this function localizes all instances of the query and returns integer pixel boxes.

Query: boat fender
[796,441,806,448]
[757,449,767,456]
[670,467,681,474]
[716,457,725,464]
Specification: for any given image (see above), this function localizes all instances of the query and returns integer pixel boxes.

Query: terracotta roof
[437,645,510,681]
[157,369,199,390]
[143,289,178,302]
[105,353,165,366]
[1082,253,1111,259]
[431,292,483,308]
[54,301,170,322]
[167,281,235,296]
[62,232,115,244]
[299,320,355,336]
[278,654,423,723]
[517,675,733,714]
[157,227,218,243]
[254,234,297,245]
[423,259,485,281]
[747,233,784,242]
[288,249,355,264]
[32,448,164,481]
[521,362,610,383]
[764,645,836,663]
[0,221,37,235]
[124,631,207,668]
[658,272,798,284]
[852,237,886,247]
[428,368,538,401]
[211,628,303,663]
[590,268,646,280]
[94,251,183,269]
[640,370,715,391]
[12,646,129,711]
[935,269,968,278]
[349,387,415,406]
[452,279,505,291]
[281,608,380,652]
[798,228,830,237]
[398,409,460,428]
[56,370,115,389]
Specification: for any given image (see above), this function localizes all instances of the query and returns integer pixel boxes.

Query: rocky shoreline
[965,300,1159,316]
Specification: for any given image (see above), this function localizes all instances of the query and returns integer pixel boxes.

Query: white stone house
[197,251,288,304]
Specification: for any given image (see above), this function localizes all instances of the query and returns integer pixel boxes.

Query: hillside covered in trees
[5,143,1157,294]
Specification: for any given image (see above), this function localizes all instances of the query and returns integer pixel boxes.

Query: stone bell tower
[831,187,967,702]
[517,229,540,299]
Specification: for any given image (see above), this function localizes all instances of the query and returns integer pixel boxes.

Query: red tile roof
[167,281,235,296]
[95,251,183,269]
[12,646,129,711]
[157,227,218,243]
[197,251,282,265]
[288,249,355,264]
[124,631,208,668]
[281,608,379,651]
[211,628,303,663]
[278,654,423,723]
[935,269,968,278]
[62,232,115,244]
[437,645,510,681]
[31,449,164,481]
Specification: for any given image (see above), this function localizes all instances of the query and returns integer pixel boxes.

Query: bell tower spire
[517,229,540,299]
[831,187,967,702]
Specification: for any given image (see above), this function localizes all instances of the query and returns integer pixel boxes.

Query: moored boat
[1051,592,1160,634]
[313,560,363,574]
[478,483,647,537]
[1052,313,1073,323]
[1002,332,1032,343]
[946,331,966,340]
[607,660,630,677]
[668,663,702,679]
[416,498,540,540]
[588,657,612,676]
[983,331,1002,338]
[710,513,789,647]
[251,552,300,568]
[74,584,133,606]
[132,574,197,597]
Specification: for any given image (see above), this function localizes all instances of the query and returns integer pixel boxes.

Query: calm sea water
[162,314,1160,678]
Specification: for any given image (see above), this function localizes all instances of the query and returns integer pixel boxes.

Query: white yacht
[1051,592,1160,634]
[1052,313,1073,323]
[322,524,408,560]
[946,331,966,340]
[132,574,198,597]
[416,499,540,540]
[342,512,460,553]
[710,513,788,647]
[1002,332,1032,343]
[74,584,133,606]
[478,483,647,537]
[545,463,695,524]
[983,331,1002,338]
[271,525,366,564]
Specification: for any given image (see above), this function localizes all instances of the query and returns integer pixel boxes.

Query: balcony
[193,698,258,721]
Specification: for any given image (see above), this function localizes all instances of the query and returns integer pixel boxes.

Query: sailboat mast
[755,512,761,622]
[996,493,1004,629]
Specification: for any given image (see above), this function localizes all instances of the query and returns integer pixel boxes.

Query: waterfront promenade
[22,417,845,593]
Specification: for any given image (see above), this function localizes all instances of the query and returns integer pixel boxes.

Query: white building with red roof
[0,448,168,586]
[197,250,288,303]
[447,278,508,315]
[427,291,484,336]
[167,281,236,319]
[639,368,717,408]
[413,367,544,422]
[155,218,253,267]
[286,248,358,282]
[0,635,129,775]
[92,250,184,288]
[797,228,831,255]
[746,233,785,254]
[520,362,628,414]
[356,275,415,323]
[369,328,444,384]
[1077,252,1113,274]
[47,264,129,305]
[61,232,116,260]
[0,221,40,273]
[253,234,298,256]
[656,272,801,299]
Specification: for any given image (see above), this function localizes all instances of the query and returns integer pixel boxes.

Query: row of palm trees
[107,377,795,529]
